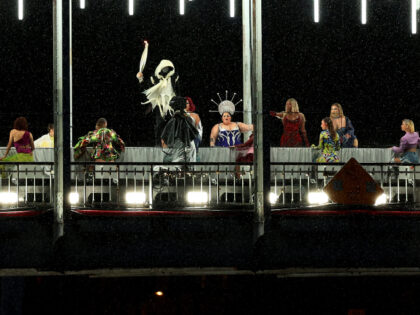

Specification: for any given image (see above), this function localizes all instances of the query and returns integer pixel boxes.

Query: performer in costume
[0,117,35,162]
[34,123,54,148]
[137,45,179,146]
[330,103,358,148]
[74,118,125,162]
[391,119,420,164]
[161,97,198,163]
[311,117,340,163]
[185,96,202,159]
[210,93,253,147]
[0,117,35,178]
[269,98,309,147]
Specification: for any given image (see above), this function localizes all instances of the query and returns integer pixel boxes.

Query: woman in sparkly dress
[270,98,309,147]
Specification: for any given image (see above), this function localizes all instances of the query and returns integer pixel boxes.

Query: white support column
[242,0,252,140]
[53,0,72,236]
[243,0,267,240]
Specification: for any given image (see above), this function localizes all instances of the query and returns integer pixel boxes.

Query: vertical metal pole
[245,0,267,241]
[53,0,71,239]
[242,0,252,141]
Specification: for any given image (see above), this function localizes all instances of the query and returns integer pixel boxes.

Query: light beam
[412,0,417,34]
[314,0,319,23]
[361,0,367,24]
[18,0,24,20]
[230,0,235,18]
[180,0,185,15]
[129,0,134,16]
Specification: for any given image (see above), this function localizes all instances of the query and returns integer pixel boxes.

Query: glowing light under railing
[269,192,279,205]
[180,0,185,15]
[361,0,367,24]
[307,191,328,205]
[187,191,208,204]
[129,0,134,16]
[230,0,235,18]
[69,192,80,205]
[314,0,319,23]
[126,192,146,204]
[0,192,18,204]
[412,0,417,34]
[18,0,24,20]
[80,0,85,9]
[375,193,388,206]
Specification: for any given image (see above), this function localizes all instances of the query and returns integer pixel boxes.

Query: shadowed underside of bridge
[2,205,420,276]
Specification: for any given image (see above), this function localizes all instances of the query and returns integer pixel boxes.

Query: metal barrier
[270,162,419,207]
[69,162,255,208]
[0,161,419,210]
[0,162,54,209]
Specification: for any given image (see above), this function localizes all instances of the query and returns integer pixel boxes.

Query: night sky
[0,0,419,147]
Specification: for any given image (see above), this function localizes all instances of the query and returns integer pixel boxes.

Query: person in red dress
[270,98,309,147]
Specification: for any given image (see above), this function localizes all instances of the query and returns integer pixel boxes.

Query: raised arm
[237,122,254,133]
[269,111,285,119]
[299,113,310,147]
[210,124,219,147]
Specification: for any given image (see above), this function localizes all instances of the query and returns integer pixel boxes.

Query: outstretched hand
[269,111,277,117]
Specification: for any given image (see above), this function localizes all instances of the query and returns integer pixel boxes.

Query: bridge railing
[0,161,418,210]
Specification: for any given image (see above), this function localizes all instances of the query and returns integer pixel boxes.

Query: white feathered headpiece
[142,60,177,118]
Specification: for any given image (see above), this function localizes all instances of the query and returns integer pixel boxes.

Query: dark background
[5,275,420,314]
[0,0,419,147]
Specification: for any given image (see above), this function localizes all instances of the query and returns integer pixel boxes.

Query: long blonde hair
[285,98,299,113]
[403,119,415,133]
[330,103,344,118]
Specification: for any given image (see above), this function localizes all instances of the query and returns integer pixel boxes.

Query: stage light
[361,0,367,24]
[180,0,185,15]
[375,193,388,206]
[0,192,18,204]
[155,291,164,296]
[129,0,134,16]
[307,191,328,205]
[69,192,80,205]
[187,191,208,204]
[412,0,417,34]
[80,0,85,9]
[314,0,319,23]
[18,0,24,20]
[269,192,278,205]
[126,192,146,204]
[230,0,235,18]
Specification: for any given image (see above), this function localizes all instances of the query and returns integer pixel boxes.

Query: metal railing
[0,161,419,210]
[270,162,419,207]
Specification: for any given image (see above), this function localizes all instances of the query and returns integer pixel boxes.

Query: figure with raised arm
[269,98,309,147]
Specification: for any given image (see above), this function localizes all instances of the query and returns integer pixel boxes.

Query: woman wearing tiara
[269,98,309,147]
[209,98,253,147]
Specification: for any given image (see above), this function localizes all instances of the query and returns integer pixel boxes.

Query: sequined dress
[215,123,242,147]
[280,115,309,147]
